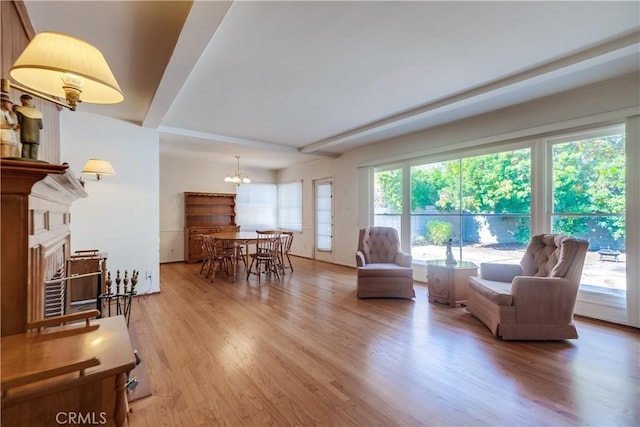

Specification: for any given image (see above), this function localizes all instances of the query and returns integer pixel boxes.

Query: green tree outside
[375,136,625,247]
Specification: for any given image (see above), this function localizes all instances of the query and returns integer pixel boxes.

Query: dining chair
[198,234,214,277]
[228,225,248,270]
[211,237,235,281]
[247,230,281,281]
[200,236,233,281]
[279,231,294,272]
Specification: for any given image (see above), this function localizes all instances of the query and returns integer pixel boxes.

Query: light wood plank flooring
[128,258,639,426]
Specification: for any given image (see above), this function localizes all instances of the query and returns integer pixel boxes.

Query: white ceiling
[23,1,640,170]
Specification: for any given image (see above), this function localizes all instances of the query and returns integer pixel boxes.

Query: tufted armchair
[467,234,589,340]
[355,227,415,299]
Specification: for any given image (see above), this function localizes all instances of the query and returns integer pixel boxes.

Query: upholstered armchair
[355,227,415,299]
[467,234,589,340]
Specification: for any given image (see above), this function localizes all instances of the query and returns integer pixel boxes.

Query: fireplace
[1,159,86,336]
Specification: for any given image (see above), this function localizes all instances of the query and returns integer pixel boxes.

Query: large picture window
[372,124,627,297]
[374,149,531,266]
[374,166,402,236]
[550,129,626,292]
[406,149,531,266]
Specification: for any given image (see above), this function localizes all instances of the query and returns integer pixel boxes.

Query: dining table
[209,231,287,281]
[208,231,259,281]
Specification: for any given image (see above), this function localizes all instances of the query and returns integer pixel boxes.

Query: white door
[314,179,334,262]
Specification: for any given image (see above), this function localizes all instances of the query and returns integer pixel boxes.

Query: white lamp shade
[82,159,116,176]
[10,32,123,104]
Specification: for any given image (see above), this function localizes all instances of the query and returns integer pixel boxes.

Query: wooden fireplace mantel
[1,159,87,336]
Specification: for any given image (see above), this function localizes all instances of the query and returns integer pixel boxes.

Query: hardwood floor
[127,258,639,426]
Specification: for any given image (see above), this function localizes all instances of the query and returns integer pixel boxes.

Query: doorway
[314,178,334,262]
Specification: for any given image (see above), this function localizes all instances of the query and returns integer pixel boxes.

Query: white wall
[159,149,276,263]
[60,111,160,294]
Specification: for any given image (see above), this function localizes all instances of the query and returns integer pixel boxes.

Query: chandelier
[224,155,251,185]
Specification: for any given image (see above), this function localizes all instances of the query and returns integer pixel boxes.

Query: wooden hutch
[184,192,237,263]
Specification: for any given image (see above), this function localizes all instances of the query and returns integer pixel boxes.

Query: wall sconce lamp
[80,159,115,184]
[224,155,251,185]
[2,31,123,111]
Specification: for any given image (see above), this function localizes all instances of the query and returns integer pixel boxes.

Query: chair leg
[247,256,256,280]
[285,253,293,272]
[254,258,263,282]
[267,258,280,280]
[203,258,212,279]
[209,259,218,282]
[237,246,247,270]
[247,254,282,281]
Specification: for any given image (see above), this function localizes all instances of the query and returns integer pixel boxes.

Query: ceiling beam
[301,30,640,154]
[159,125,302,153]
[143,1,233,128]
